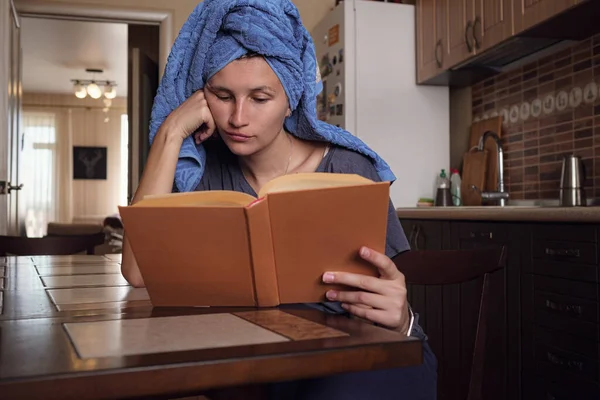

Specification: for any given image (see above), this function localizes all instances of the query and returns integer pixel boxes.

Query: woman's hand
[322,246,410,334]
[161,90,216,144]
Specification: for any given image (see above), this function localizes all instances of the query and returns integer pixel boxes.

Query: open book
[118,172,391,307]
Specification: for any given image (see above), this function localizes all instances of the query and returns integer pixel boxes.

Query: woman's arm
[121,130,183,287]
[121,90,216,287]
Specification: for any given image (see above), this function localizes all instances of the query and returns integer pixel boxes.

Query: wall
[23,93,127,223]
[14,0,336,40]
[470,35,600,201]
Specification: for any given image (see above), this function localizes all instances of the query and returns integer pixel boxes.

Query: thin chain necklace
[283,133,294,175]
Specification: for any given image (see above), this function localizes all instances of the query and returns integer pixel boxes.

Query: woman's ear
[286,108,291,117]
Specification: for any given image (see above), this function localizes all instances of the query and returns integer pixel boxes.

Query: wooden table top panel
[0,255,423,400]
[0,307,422,399]
[36,264,122,276]
[0,260,149,321]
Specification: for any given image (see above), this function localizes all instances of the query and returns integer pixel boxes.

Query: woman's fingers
[326,289,387,309]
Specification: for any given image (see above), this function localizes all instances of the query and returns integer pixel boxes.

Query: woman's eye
[217,95,232,101]
[253,98,269,103]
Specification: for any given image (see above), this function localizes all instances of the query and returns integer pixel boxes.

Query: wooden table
[0,254,423,400]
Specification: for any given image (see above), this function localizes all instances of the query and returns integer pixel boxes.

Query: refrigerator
[311,0,450,208]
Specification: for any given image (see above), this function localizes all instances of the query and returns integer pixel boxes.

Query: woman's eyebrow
[206,84,276,94]
[206,84,230,92]
[250,86,276,94]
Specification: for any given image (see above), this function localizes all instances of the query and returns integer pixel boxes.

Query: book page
[135,190,256,207]
[258,173,374,198]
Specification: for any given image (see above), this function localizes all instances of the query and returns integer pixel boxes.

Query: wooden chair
[392,247,506,400]
[0,233,106,256]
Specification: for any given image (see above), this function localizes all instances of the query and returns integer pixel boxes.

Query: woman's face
[204,56,290,156]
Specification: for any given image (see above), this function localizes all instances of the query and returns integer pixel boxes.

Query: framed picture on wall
[73,146,107,180]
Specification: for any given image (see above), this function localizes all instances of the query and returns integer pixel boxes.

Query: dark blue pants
[267,340,437,400]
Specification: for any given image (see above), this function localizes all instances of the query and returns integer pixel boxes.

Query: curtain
[21,112,58,237]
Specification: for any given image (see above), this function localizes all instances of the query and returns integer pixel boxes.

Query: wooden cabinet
[398,217,600,399]
[416,0,446,84]
[476,0,513,52]
[400,219,449,250]
[521,223,600,399]
[416,0,587,85]
[417,0,514,84]
[445,0,476,68]
[513,0,578,34]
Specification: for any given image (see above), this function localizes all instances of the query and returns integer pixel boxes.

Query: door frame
[13,0,172,76]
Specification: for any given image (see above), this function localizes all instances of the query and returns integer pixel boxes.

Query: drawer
[532,240,598,265]
[522,374,600,400]
[535,342,599,383]
[523,323,598,361]
[529,259,598,283]
[532,224,597,243]
[532,307,598,341]
[528,275,598,301]
[534,291,598,325]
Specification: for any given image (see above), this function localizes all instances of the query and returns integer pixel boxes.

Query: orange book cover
[119,173,390,307]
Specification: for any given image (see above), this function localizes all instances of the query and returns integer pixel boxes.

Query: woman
[121,1,436,398]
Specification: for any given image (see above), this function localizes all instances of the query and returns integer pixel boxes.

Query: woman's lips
[224,131,252,142]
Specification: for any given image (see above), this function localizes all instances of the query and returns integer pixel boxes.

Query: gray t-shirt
[195,138,410,258]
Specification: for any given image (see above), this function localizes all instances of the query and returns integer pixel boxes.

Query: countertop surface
[396,205,600,223]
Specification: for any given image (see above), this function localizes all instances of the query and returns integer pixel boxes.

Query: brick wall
[471,35,600,200]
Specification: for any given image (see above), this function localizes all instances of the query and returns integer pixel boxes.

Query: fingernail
[326,290,337,299]
[360,247,370,257]
[323,272,335,283]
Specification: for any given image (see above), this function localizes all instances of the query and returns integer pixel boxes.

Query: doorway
[5,4,160,237]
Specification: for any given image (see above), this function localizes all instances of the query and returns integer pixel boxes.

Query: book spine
[244,199,280,307]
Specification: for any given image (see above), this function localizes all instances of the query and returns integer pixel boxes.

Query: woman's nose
[229,102,249,128]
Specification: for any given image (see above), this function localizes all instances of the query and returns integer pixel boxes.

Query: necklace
[283,133,294,175]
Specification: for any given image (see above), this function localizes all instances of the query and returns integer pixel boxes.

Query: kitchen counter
[396,205,600,223]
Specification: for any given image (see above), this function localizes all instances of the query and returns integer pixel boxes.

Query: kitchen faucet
[470,130,509,207]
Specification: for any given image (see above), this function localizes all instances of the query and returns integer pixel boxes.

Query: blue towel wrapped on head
[149,0,396,193]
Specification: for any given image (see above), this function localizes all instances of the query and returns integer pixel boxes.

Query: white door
[0,0,24,236]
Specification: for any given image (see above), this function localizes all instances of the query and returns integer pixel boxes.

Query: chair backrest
[393,247,506,400]
[0,233,106,256]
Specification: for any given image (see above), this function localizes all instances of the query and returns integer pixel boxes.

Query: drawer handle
[469,231,493,239]
[545,248,580,258]
[544,299,583,316]
[546,350,584,372]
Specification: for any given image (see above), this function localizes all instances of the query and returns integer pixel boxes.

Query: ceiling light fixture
[71,68,118,100]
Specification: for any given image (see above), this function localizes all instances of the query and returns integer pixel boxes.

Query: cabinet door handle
[435,39,443,68]
[408,225,417,248]
[545,248,580,258]
[414,225,422,250]
[544,299,583,316]
[546,350,584,372]
[473,16,481,49]
[465,20,473,52]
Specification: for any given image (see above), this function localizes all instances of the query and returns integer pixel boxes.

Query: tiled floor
[64,313,290,358]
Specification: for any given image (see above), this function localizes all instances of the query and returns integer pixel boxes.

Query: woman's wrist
[156,123,186,145]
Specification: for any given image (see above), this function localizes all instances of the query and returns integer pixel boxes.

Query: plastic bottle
[450,168,462,206]
[434,169,452,207]
[437,169,449,189]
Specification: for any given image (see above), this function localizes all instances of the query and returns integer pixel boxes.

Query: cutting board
[469,116,503,192]
[461,147,489,206]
